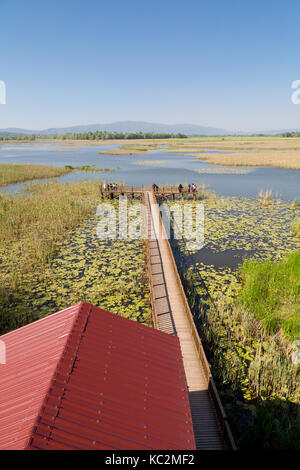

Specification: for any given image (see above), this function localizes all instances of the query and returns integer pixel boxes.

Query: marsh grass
[168,194,300,448]
[292,217,300,237]
[238,252,300,341]
[0,163,71,186]
[258,189,273,205]
[0,181,151,333]
[291,198,299,211]
[121,144,149,151]
[195,167,252,175]
[180,264,300,449]
[0,180,100,275]
[169,137,300,152]
[133,160,167,165]
[197,297,300,449]
[194,151,300,169]
[64,164,115,172]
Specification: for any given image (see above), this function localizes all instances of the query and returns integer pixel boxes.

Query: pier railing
[152,191,236,450]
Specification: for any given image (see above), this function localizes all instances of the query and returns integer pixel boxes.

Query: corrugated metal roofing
[0,302,195,450]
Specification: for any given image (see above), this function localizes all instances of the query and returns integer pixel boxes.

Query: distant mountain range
[0,121,299,136]
[0,121,231,136]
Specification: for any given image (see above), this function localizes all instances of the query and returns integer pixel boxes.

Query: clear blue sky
[0,0,300,132]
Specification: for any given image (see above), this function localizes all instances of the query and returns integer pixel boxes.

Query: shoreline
[1,137,300,170]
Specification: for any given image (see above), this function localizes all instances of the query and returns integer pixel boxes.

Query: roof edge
[24,302,93,449]
[0,302,89,339]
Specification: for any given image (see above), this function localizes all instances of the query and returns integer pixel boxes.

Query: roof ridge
[0,302,87,339]
[25,303,93,449]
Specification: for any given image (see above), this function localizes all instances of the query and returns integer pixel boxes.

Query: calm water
[0,143,299,200]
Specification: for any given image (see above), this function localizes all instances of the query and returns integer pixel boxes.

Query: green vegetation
[0,181,150,334]
[238,252,300,341]
[64,164,115,172]
[194,150,300,170]
[121,144,149,151]
[0,163,71,186]
[133,160,167,165]
[280,131,300,137]
[0,131,187,141]
[172,195,300,306]
[193,295,300,449]
[292,217,300,236]
[166,194,300,449]
[195,167,252,174]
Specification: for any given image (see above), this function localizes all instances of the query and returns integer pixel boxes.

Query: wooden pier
[100,186,236,450]
[100,185,201,201]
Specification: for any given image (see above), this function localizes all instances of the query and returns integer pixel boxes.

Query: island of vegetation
[0,163,116,186]
[0,163,71,186]
[1,134,300,169]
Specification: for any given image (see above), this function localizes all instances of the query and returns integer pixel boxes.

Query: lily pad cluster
[170,196,300,305]
[0,198,151,333]
[167,195,300,447]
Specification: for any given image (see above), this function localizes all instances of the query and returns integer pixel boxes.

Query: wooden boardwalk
[100,185,200,200]
[99,185,235,449]
[143,190,235,450]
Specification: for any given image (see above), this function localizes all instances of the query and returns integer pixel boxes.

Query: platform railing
[151,192,237,450]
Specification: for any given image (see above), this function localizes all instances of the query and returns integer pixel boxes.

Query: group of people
[178,183,197,193]
[151,183,197,193]
[188,183,197,193]
[102,182,118,191]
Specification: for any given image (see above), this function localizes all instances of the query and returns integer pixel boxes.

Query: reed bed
[238,252,300,341]
[0,163,71,186]
[194,151,300,169]
[196,295,300,449]
[0,180,151,333]
[258,189,273,205]
[195,167,252,174]
[0,180,100,276]
[133,160,167,165]
[292,217,300,237]
[98,148,148,155]
[169,138,300,152]
[167,194,300,448]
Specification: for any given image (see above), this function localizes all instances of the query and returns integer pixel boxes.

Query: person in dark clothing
[178,184,183,193]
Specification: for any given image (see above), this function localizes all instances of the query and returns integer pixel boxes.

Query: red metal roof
[0,302,195,450]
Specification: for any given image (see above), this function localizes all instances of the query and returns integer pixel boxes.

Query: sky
[0,0,300,132]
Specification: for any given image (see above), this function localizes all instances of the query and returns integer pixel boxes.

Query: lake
[0,143,299,200]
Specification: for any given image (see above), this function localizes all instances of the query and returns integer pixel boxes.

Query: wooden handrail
[142,192,158,330]
[152,192,237,450]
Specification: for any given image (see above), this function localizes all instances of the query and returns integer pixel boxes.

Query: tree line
[0,131,187,141]
[278,131,300,137]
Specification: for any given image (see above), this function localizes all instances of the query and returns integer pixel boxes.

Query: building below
[0,302,195,450]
